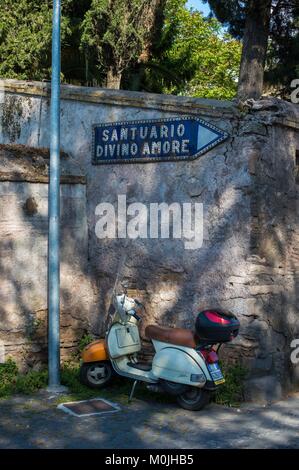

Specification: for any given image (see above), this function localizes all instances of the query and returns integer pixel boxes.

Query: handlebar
[114,294,143,322]
[127,309,141,321]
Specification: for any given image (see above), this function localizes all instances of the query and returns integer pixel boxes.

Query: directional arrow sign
[92,116,229,164]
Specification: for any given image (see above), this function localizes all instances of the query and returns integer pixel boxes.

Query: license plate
[207,362,225,385]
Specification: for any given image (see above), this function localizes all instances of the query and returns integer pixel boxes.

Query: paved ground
[0,390,299,449]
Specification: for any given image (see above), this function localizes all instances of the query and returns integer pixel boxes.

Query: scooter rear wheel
[80,361,113,389]
[176,387,211,411]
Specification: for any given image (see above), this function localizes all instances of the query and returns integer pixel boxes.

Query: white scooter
[80,293,240,411]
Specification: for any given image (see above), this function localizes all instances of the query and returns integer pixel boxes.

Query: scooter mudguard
[151,347,206,387]
[81,339,108,363]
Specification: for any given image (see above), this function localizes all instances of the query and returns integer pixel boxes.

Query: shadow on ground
[0,389,299,449]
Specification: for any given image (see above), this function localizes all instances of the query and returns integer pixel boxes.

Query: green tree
[137,1,241,100]
[0,0,73,81]
[265,2,299,97]
[80,0,166,89]
[62,1,94,85]
[0,0,242,101]
[204,0,299,100]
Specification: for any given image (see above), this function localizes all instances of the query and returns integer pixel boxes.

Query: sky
[186,0,211,15]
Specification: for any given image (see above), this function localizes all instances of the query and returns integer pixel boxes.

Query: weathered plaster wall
[0,145,96,370]
[0,80,298,399]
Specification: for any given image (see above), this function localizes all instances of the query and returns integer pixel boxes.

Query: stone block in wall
[244,376,283,403]
[240,121,268,136]
[291,364,299,387]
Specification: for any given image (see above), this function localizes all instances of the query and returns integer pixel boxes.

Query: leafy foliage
[265,2,299,96]
[0,358,48,397]
[1,0,295,98]
[0,0,241,98]
[204,0,299,97]
[0,0,72,80]
[0,358,18,397]
[78,333,95,352]
[61,0,95,84]
[80,0,165,87]
[15,369,48,395]
[215,363,248,406]
[137,2,241,99]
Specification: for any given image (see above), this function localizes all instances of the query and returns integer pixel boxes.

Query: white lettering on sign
[100,123,186,142]
[96,139,190,159]
[93,116,229,164]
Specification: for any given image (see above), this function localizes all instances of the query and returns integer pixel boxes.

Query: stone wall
[0,79,298,398]
[0,144,96,371]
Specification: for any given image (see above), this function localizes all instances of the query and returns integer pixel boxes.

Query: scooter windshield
[114,294,127,322]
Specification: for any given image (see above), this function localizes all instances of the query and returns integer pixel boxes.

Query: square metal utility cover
[57,398,120,417]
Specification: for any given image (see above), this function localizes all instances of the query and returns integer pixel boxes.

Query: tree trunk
[237,0,272,101]
[106,68,122,89]
[138,0,167,63]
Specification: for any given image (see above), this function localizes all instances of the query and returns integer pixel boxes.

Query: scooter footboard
[151,347,207,387]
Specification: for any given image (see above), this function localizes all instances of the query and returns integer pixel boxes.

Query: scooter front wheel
[176,387,211,411]
[80,361,113,389]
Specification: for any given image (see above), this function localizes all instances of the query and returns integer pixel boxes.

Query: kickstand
[128,380,138,404]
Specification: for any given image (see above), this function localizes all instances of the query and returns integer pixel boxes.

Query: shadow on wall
[0,145,96,371]
[0,95,298,398]
[87,114,299,396]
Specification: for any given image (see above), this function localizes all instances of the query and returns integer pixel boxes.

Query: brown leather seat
[145,324,198,349]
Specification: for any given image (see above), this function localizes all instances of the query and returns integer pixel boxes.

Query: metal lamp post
[47,0,65,392]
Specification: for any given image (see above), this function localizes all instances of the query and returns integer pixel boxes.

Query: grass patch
[15,369,48,395]
[0,358,18,397]
[0,358,48,398]
[0,359,173,405]
[0,358,247,408]
[214,363,248,407]
[59,362,174,406]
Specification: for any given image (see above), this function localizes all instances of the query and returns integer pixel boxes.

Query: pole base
[46,384,68,394]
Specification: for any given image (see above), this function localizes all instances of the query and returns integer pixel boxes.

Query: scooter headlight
[190,373,206,384]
